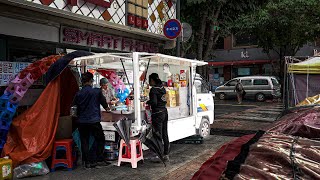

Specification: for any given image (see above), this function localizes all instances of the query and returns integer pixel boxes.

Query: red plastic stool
[51,139,75,172]
[117,138,143,168]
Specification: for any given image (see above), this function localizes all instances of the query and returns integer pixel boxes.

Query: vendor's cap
[100,78,108,85]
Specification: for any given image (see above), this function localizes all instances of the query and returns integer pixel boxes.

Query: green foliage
[232,0,320,58]
[178,0,266,60]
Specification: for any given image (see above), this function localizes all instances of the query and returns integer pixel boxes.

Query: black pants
[152,109,170,155]
[78,122,105,164]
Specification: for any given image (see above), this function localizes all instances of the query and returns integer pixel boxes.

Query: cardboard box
[175,90,180,105]
[166,90,177,107]
[55,116,73,140]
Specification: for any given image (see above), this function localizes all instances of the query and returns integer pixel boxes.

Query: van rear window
[253,79,268,85]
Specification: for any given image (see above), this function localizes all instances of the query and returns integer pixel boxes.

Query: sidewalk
[26,135,234,180]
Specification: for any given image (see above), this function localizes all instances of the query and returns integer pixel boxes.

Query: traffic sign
[163,19,182,39]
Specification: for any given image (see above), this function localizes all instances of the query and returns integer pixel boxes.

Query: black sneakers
[96,160,111,167]
[84,162,97,169]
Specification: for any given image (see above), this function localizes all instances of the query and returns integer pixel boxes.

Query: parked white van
[215,76,281,102]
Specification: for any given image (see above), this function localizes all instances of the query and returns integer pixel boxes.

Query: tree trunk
[197,11,208,60]
[201,6,221,80]
[196,10,208,75]
[203,6,221,61]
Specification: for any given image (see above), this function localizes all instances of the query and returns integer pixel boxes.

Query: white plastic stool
[117,138,143,168]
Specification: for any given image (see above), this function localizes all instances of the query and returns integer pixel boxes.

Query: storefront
[0,0,176,86]
[0,0,177,110]
[208,59,273,89]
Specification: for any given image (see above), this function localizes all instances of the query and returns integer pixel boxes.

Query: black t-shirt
[147,85,167,111]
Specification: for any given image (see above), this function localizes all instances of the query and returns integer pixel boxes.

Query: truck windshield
[195,74,210,93]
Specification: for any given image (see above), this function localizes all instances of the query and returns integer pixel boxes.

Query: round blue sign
[163,19,182,39]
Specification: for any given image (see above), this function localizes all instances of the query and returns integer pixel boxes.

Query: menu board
[0,62,30,86]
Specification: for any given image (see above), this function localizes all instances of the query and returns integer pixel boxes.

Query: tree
[231,0,320,78]
[177,0,266,78]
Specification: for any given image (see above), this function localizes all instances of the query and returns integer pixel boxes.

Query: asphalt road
[215,99,262,118]
[212,99,283,137]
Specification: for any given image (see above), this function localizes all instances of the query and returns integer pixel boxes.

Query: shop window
[233,33,257,47]
[225,80,237,86]
[253,79,269,85]
[241,80,252,86]
[263,64,272,75]
[238,68,251,76]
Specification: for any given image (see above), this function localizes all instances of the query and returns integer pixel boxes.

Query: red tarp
[193,106,320,179]
[192,134,255,180]
[2,69,78,167]
[235,133,320,180]
[268,107,320,139]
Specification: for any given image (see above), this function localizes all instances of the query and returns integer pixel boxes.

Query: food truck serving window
[141,58,192,120]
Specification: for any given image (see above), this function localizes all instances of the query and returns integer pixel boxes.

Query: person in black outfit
[73,72,110,168]
[147,73,170,161]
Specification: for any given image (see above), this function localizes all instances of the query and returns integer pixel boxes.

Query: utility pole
[176,0,181,57]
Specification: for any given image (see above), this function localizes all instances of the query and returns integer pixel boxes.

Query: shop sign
[163,19,182,39]
[40,0,113,8]
[61,27,159,53]
[0,62,30,86]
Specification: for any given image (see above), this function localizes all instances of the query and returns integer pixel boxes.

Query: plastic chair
[19,74,34,90]
[117,138,143,168]
[51,139,75,172]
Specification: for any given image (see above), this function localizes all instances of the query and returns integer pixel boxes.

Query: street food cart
[70,52,214,142]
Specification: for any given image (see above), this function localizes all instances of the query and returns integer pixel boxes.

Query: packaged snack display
[166,89,177,107]
[0,157,12,180]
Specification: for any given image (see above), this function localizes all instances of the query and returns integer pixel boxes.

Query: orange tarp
[2,69,78,167]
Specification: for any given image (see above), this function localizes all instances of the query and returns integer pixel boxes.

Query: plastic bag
[14,161,49,179]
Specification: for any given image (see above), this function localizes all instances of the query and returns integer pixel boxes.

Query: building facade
[0,0,176,85]
[208,34,320,89]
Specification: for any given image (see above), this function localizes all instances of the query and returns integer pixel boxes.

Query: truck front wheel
[199,119,210,138]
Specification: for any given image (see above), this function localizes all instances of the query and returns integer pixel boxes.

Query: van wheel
[256,93,266,102]
[199,119,210,138]
[219,93,226,100]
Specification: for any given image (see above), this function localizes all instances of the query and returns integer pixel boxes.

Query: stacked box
[166,90,176,107]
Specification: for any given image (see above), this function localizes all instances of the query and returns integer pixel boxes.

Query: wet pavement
[212,99,283,136]
[24,135,234,180]
[22,99,282,180]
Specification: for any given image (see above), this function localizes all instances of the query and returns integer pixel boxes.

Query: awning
[288,56,320,74]
[208,60,272,66]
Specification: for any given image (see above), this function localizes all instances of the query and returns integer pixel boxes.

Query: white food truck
[70,52,214,142]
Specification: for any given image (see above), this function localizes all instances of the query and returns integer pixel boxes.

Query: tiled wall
[26,0,176,35]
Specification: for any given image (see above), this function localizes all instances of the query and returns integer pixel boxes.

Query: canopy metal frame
[71,52,207,131]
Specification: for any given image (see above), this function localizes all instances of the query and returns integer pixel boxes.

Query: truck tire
[199,118,210,138]
[219,93,226,100]
[256,93,266,102]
